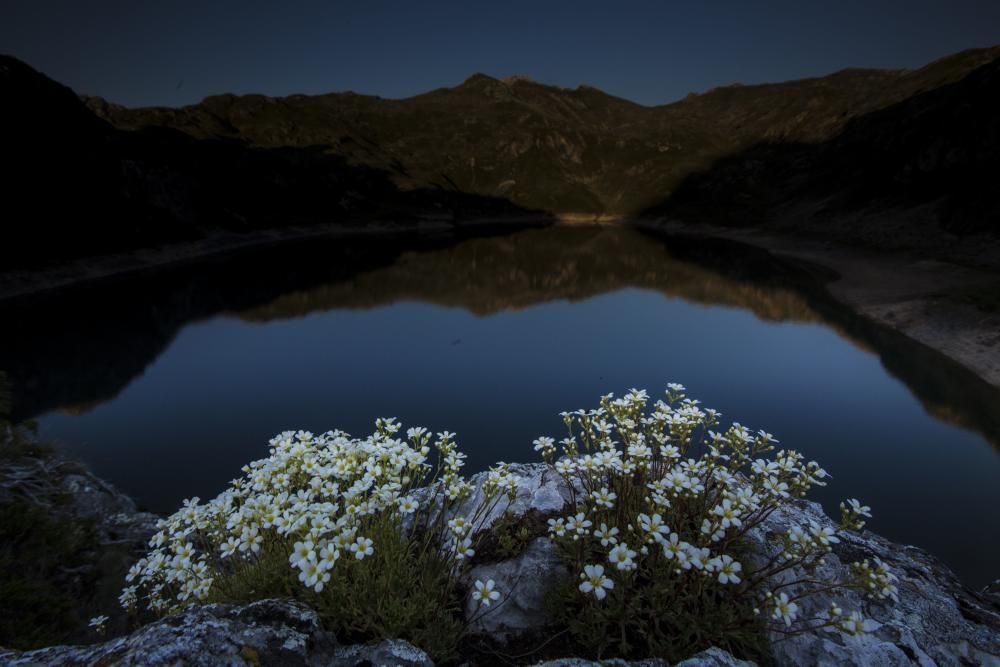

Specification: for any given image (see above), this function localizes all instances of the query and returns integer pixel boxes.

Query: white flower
[173,541,195,566]
[638,513,669,539]
[579,564,615,600]
[566,512,592,535]
[809,521,840,547]
[448,517,469,536]
[839,610,867,635]
[319,543,340,570]
[715,555,742,584]
[351,536,374,560]
[660,533,689,568]
[608,543,637,571]
[554,459,576,475]
[593,522,619,547]
[687,546,711,571]
[592,487,617,509]
[397,496,418,514]
[772,592,799,627]
[241,526,263,553]
[290,540,316,568]
[220,536,241,559]
[532,436,555,452]
[711,499,742,529]
[845,498,871,518]
[547,517,568,538]
[89,615,109,631]
[456,536,475,560]
[298,558,330,593]
[473,579,501,606]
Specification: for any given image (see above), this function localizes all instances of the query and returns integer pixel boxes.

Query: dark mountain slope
[0,57,537,270]
[648,54,1000,252]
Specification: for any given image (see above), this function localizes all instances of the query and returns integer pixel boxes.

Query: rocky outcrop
[3,463,997,665]
[533,647,755,666]
[0,453,158,548]
[747,500,1000,666]
[0,599,432,666]
[464,537,568,642]
[454,464,1000,665]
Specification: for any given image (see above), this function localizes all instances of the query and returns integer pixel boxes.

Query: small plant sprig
[537,385,898,661]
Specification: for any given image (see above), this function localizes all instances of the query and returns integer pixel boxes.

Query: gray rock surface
[464,537,568,641]
[532,647,753,666]
[0,599,432,666]
[455,464,574,641]
[418,462,574,536]
[460,465,1000,665]
[59,470,159,544]
[746,499,1000,666]
[332,637,435,666]
[674,648,758,667]
[0,453,158,545]
[452,464,1000,665]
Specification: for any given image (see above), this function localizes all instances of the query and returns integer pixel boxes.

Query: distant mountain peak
[460,73,499,87]
[500,74,536,85]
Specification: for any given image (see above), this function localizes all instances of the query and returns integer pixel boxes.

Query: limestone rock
[532,647,752,666]
[331,638,434,666]
[59,470,159,544]
[424,462,573,536]
[675,648,758,667]
[745,500,1000,666]
[0,599,433,666]
[464,537,568,642]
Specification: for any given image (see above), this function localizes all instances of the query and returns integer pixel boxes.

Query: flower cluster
[840,498,872,532]
[851,557,900,602]
[120,421,512,615]
[537,385,897,641]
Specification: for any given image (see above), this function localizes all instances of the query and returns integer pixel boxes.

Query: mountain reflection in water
[0,224,997,586]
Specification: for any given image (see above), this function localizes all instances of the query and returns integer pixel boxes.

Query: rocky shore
[645,219,1000,390]
[1,463,997,666]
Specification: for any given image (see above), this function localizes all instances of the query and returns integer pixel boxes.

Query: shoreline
[629,217,1000,388]
[0,215,555,303]
[1,215,998,389]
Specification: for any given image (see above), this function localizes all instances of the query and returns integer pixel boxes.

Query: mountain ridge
[77,45,1000,218]
[1,45,998,269]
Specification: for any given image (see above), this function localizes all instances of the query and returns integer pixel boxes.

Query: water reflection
[2,225,997,448]
[1,224,998,585]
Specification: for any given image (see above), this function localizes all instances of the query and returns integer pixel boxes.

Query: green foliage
[475,510,539,562]
[0,374,50,462]
[0,422,50,462]
[0,502,100,649]
[546,547,769,662]
[0,371,10,421]
[0,377,82,649]
[210,519,466,663]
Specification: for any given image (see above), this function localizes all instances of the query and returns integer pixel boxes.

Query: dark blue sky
[3,0,998,108]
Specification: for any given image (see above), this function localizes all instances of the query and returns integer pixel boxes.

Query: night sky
[3,0,999,108]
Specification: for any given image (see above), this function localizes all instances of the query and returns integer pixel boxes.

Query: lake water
[2,224,998,587]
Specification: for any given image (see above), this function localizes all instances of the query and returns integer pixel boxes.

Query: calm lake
[2,224,998,587]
